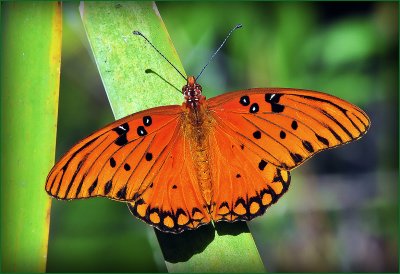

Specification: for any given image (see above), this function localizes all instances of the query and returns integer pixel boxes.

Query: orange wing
[45,105,211,233]
[208,123,291,223]
[127,130,211,233]
[206,88,369,220]
[207,88,370,170]
[46,105,182,200]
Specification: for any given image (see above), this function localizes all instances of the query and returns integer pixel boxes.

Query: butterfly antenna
[196,24,242,81]
[133,31,187,81]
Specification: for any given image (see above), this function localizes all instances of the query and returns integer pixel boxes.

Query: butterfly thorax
[183,76,206,111]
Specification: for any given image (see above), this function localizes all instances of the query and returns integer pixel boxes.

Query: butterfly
[45,26,370,234]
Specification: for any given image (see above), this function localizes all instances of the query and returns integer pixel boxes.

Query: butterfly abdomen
[183,104,216,208]
[192,145,212,206]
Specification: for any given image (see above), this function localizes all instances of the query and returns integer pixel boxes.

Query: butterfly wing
[127,129,211,233]
[206,88,369,220]
[47,87,370,232]
[207,88,370,170]
[45,104,211,233]
[46,105,183,200]
[208,124,291,222]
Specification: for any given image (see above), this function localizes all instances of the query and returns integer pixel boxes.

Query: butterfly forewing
[45,106,183,201]
[208,88,370,170]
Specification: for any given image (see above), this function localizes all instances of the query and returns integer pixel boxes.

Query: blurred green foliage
[47,2,398,272]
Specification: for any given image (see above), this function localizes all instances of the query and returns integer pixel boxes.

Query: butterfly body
[181,75,218,207]
[46,76,370,233]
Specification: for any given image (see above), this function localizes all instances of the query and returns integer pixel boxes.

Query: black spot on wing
[291,121,298,130]
[137,126,148,136]
[88,179,98,195]
[249,103,259,113]
[265,93,282,103]
[110,157,116,168]
[258,160,267,171]
[116,185,127,199]
[253,131,261,139]
[302,140,314,153]
[124,163,131,171]
[104,180,112,195]
[271,104,284,113]
[290,152,303,164]
[265,93,285,113]
[113,123,129,135]
[115,135,128,146]
[239,95,250,106]
[315,134,329,146]
[113,123,130,146]
[145,152,153,161]
[143,116,152,127]
[280,131,286,139]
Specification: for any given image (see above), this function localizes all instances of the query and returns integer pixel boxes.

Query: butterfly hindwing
[208,123,291,222]
[208,88,370,170]
[127,131,211,233]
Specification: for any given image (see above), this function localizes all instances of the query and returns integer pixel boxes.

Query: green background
[46,2,397,272]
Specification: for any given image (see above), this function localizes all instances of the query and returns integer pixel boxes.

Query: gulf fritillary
[46,27,370,234]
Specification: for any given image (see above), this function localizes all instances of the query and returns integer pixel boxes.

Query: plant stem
[80,1,265,272]
[1,2,62,271]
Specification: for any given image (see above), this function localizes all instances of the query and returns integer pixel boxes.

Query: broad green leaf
[1,2,62,271]
[80,1,183,118]
[80,1,265,272]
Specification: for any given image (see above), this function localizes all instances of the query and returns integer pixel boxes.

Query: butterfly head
[183,76,205,108]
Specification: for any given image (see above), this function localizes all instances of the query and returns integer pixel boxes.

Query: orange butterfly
[46,26,370,233]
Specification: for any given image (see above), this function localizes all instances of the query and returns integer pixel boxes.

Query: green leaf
[80,1,183,118]
[1,2,62,271]
[80,2,265,272]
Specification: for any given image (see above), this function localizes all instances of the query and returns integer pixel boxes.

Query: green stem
[1,2,62,272]
[80,1,265,272]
